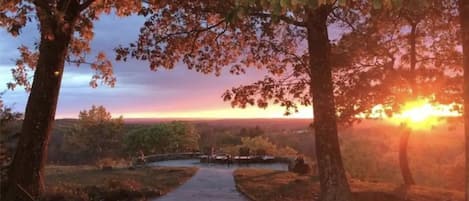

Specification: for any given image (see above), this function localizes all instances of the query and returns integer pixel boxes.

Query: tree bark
[6,3,79,199]
[459,1,469,201]
[398,21,418,187]
[399,128,415,186]
[409,22,418,94]
[306,5,353,201]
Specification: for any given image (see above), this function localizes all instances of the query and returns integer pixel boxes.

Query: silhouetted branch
[79,0,95,11]
[154,20,226,44]
[331,10,357,32]
[249,12,306,27]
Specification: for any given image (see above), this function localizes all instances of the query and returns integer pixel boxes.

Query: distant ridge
[120,118,314,130]
[54,118,460,130]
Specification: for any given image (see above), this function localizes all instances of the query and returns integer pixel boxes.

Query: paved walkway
[150,159,287,201]
[153,167,247,201]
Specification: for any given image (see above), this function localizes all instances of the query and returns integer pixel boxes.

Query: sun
[387,99,460,130]
[399,101,434,123]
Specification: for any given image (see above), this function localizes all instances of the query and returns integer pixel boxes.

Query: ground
[154,167,247,201]
[148,159,288,201]
[43,165,198,201]
[233,168,465,201]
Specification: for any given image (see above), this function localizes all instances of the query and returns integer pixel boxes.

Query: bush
[124,122,199,155]
[239,147,250,156]
[221,136,298,157]
[290,157,311,175]
[242,137,298,157]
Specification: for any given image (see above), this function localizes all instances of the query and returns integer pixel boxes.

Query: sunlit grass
[43,165,198,200]
[234,168,464,201]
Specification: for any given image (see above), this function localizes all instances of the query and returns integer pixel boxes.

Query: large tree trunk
[306,5,353,201]
[399,128,415,186]
[6,4,78,199]
[459,1,469,201]
[398,22,418,187]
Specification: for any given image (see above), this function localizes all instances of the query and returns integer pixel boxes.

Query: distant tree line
[1,105,302,165]
[0,93,22,139]
[45,105,200,164]
[124,121,199,155]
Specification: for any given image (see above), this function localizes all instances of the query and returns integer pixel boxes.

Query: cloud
[0,13,286,119]
[0,23,40,66]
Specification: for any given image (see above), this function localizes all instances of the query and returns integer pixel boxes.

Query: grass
[234,168,318,201]
[43,165,198,201]
[234,168,464,201]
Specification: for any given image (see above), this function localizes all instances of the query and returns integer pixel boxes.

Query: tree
[459,0,469,200]
[0,93,22,137]
[239,136,297,157]
[334,0,461,186]
[1,0,146,198]
[239,126,264,138]
[0,92,22,166]
[63,105,124,161]
[222,136,300,157]
[0,93,22,195]
[116,1,358,200]
[124,121,199,155]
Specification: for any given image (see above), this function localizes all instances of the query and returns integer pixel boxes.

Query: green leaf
[373,0,382,9]
[307,0,318,8]
[391,0,402,8]
[383,0,392,9]
[225,8,238,23]
[338,0,347,7]
[418,0,429,8]
[272,0,281,16]
[237,7,247,19]
[280,0,291,9]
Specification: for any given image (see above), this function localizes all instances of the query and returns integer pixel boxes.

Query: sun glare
[398,101,435,123]
[387,99,460,130]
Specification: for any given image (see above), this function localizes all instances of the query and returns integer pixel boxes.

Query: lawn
[42,165,198,201]
[234,168,464,201]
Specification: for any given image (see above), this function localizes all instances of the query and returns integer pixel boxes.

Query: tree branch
[33,0,51,11]
[66,58,93,65]
[79,0,95,11]
[331,10,357,32]
[33,0,52,14]
[154,20,226,44]
[249,12,306,27]
[214,22,228,50]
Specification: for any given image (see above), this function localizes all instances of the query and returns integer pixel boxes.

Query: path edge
[233,175,257,201]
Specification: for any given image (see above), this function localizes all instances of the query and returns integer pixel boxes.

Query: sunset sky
[0,14,321,119]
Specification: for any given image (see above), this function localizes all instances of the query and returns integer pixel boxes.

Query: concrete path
[153,167,247,201]
[150,159,287,201]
